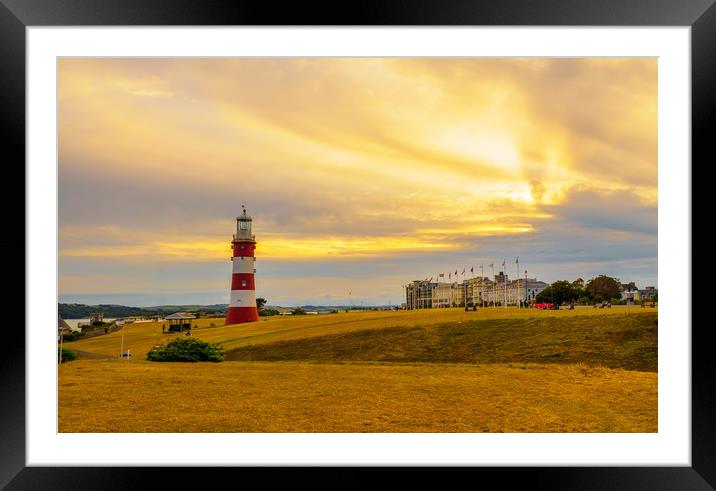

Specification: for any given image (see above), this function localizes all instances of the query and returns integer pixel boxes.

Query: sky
[58,58,657,307]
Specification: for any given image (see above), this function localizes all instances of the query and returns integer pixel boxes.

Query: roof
[57,314,72,333]
[164,312,196,320]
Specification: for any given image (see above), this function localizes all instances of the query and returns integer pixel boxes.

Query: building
[639,286,657,300]
[620,282,641,301]
[404,273,548,310]
[405,280,438,309]
[470,273,547,307]
[225,206,260,325]
[164,312,196,332]
[58,315,73,336]
[432,282,464,308]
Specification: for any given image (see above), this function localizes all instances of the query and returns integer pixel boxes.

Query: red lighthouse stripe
[231,273,255,290]
[233,242,255,257]
[225,306,259,324]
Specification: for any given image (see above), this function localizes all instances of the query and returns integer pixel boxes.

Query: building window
[241,280,247,287]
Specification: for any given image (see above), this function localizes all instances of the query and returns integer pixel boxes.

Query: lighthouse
[225,206,260,325]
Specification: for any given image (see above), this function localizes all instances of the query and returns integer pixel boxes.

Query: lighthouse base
[225,307,260,325]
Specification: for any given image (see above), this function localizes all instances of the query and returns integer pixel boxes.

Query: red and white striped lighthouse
[225,206,260,325]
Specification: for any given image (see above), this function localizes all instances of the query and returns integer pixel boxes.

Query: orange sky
[58,58,657,306]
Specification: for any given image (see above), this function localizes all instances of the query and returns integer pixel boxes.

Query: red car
[534,303,554,310]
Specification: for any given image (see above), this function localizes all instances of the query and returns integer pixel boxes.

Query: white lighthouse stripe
[229,289,256,307]
[232,257,255,274]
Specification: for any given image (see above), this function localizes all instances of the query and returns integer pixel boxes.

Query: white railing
[232,234,256,241]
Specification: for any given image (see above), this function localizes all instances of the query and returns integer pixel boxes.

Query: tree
[535,280,580,305]
[256,298,267,310]
[292,307,307,315]
[585,275,622,301]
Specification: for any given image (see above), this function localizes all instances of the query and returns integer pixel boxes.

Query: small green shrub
[61,332,83,342]
[58,347,77,362]
[147,337,224,362]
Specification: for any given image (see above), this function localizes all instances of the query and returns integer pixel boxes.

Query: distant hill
[58,303,227,319]
[146,304,227,312]
[58,302,391,319]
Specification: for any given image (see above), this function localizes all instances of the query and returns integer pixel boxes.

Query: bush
[58,347,77,362]
[146,337,224,362]
[292,308,307,315]
[61,332,83,342]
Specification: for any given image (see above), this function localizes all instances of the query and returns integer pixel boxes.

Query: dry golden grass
[226,312,657,371]
[58,360,657,433]
[60,307,658,433]
[68,306,657,359]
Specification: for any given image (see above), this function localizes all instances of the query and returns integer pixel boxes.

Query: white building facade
[405,274,548,309]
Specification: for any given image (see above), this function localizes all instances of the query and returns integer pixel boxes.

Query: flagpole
[490,263,495,308]
[503,259,507,309]
[516,257,520,308]
[470,266,474,307]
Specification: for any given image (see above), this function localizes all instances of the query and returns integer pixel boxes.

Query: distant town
[404,273,657,310]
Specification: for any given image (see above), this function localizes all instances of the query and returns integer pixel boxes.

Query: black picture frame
[3,0,714,488]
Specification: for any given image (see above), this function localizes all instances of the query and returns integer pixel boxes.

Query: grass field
[59,307,658,433]
[226,312,657,371]
[67,306,657,359]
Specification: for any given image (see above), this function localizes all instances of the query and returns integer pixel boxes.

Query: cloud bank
[58,58,657,306]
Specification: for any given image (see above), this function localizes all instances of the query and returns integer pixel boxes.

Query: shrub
[146,337,224,362]
[61,332,83,342]
[58,347,77,362]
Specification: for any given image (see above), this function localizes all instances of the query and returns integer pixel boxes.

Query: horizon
[58,271,656,308]
[59,58,657,307]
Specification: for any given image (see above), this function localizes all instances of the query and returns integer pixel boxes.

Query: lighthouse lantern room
[225,206,260,325]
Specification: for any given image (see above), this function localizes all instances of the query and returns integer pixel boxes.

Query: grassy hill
[225,312,657,371]
[67,306,657,359]
[59,307,658,433]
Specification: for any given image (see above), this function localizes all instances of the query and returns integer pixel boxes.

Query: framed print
[4,0,716,488]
